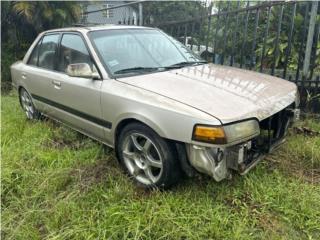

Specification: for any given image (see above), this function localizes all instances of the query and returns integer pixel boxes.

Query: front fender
[113,112,168,140]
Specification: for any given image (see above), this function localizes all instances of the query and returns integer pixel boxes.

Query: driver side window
[58,34,93,73]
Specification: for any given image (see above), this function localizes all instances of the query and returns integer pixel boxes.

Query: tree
[1,1,82,91]
[12,1,81,32]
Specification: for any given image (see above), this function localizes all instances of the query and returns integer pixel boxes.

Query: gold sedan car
[11,25,300,189]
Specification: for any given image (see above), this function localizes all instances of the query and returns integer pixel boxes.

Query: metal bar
[250,8,260,70]
[260,6,271,73]
[184,23,188,45]
[302,1,318,79]
[170,25,174,36]
[309,23,320,80]
[267,116,272,151]
[294,79,319,84]
[309,76,312,88]
[213,2,221,63]
[283,3,297,79]
[197,21,201,52]
[191,22,195,50]
[221,1,231,65]
[271,4,284,76]
[205,5,213,52]
[156,1,292,27]
[197,2,205,52]
[240,1,250,68]
[295,3,310,82]
[230,1,241,66]
[139,2,143,26]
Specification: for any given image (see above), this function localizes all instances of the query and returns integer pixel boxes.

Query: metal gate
[82,1,320,105]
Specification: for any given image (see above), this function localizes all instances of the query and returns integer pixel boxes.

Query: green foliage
[12,1,81,31]
[142,1,206,24]
[2,93,320,239]
[1,1,81,92]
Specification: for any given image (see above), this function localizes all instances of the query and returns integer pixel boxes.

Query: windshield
[89,29,205,76]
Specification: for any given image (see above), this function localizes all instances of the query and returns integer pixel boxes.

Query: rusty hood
[117,64,297,124]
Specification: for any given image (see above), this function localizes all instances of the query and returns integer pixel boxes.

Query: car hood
[117,64,297,124]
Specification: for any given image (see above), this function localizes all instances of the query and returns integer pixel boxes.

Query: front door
[44,33,105,140]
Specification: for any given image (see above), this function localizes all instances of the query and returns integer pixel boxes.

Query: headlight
[223,119,260,143]
[193,120,260,144]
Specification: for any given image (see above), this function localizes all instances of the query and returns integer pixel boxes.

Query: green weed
[1,93,320,240]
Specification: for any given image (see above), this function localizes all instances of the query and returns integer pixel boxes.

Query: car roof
[43,24,154,34]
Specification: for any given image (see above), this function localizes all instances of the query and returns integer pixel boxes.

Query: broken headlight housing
[193,119,260,144]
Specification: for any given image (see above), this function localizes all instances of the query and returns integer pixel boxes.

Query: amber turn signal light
[192,125,227,144]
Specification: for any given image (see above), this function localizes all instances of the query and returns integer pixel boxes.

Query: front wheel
[116,123,181,189]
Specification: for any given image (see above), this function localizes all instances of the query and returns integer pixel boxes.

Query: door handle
[22,72,27,79]
[52,80,61,86]
[52,80,61,89]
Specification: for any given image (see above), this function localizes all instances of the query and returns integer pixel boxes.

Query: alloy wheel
[122,132,163,185]
[20,89,35,119]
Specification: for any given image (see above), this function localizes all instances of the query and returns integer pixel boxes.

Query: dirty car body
[11,25,300,188]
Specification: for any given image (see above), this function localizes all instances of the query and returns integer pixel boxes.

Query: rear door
[22,33,61,114]
[45,32,105,140]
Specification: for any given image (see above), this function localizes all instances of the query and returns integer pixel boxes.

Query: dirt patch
[256,212,290,236]
[224,191,266,214]
[293,126,320,136]
[69,154,120,192]
[43,137,89,150]
[42,124,91,150]
[266,154,320,184]
[35,222,48,239]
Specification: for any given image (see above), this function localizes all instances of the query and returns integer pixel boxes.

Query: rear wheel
[19,88,40,120]
[116,122,181,189]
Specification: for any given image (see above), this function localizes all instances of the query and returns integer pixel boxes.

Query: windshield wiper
[165,61,207,69]
[114,67,160,74]
[113,61,207,75]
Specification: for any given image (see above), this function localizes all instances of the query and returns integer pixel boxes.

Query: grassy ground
[1,92,320,240]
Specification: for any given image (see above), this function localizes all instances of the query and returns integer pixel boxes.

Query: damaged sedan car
[11,25,300,188]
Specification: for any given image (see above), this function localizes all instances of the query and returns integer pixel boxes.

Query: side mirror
[66,63,100,80]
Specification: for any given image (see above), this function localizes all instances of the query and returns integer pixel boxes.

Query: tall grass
[1,93,320,239]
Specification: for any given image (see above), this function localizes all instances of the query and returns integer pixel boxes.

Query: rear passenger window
[58,34,93,73]
[38,34,59,70]
[28,40,41,66]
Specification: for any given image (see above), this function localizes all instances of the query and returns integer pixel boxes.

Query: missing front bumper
[186,136,286,181]
[186,107,296,181]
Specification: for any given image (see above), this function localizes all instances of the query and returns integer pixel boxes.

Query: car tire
[19,88,41,120]
[116,122,181,189]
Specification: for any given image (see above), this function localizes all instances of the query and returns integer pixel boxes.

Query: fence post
[139,2,143,26]
[302,1,318,79]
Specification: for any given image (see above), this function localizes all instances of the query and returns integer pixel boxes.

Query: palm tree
[12,1,82,32]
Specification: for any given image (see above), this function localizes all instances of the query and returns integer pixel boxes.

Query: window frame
[27,37,43,66]
[38,32,62,71]
[57,32,97,76]
[27,32,62,72]
[26,31,102,80]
